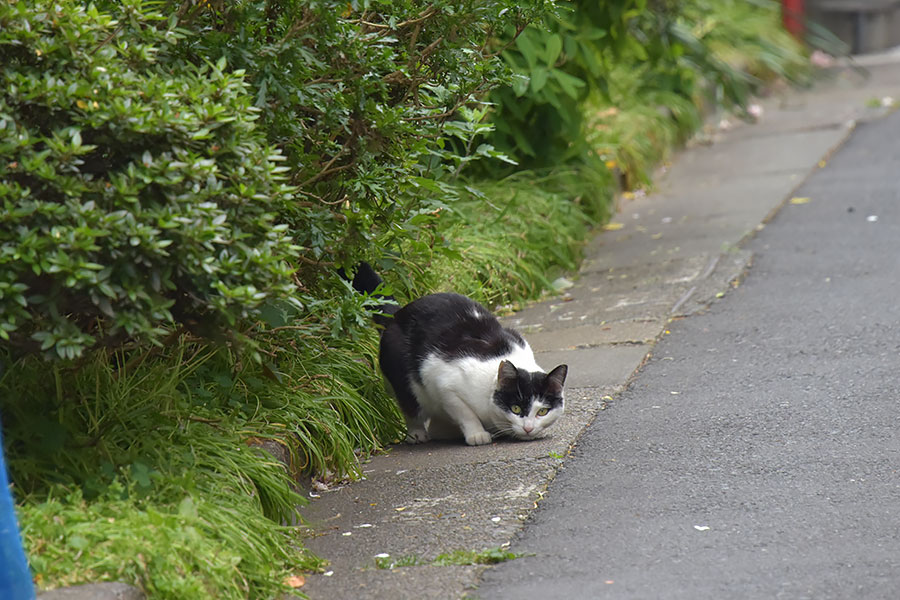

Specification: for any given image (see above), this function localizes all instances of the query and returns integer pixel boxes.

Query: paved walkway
[297,60,900,600]
[477,79,900,600]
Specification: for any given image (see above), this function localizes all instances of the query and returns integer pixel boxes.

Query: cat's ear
[497,360,518,389]
[544,365,568,395]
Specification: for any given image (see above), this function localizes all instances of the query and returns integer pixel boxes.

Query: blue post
[0,423,36,600]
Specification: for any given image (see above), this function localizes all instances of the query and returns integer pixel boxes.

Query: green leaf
[510,73,530,97]
[530,67,548,93]
[515,30,539,70]
[257,302,288,328]
[553,70,586,99]
[545,34,562,66]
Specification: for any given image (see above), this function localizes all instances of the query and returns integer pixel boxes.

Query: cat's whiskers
[493,424,517,435]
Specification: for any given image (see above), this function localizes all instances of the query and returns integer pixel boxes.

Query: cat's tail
[343,262,398,325]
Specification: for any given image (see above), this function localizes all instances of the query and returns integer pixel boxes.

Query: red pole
[782,0,805,39]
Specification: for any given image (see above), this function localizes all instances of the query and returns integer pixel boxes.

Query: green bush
[0,0,560,359]
[168,0,547,272]
[487,1,645,171]
[0,0,296,359]
[486,0,808,185]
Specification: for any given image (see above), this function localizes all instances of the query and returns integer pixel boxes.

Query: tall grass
[587,64,703,189]
[687,0,809,85]
[587,0,810,189]
[19,484,322,598]
[442,170,613,305]
[380,169,614,308]
[2,319,400,598]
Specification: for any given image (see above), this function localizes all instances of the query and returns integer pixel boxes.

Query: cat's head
[492,361,568,440]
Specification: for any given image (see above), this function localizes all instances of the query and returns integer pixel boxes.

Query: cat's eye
[510,405,522,415]
[537,408,549,417]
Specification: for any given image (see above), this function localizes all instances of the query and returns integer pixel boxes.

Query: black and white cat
[350,264,568,446]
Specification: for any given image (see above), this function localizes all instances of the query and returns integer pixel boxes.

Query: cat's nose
[523,423,534,433]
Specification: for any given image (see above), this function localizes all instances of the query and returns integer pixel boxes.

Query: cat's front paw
[406,428,430,444]
[464,431,492,446]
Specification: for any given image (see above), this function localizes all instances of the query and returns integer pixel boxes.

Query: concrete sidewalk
[297,61,900,600]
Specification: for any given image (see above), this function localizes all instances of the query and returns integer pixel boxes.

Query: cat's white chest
[414,344,539,421]
[416,355,496,416]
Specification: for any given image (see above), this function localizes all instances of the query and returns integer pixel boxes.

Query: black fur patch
[378,293,527,416]
[492,363,565,414]
[393,293,525,364]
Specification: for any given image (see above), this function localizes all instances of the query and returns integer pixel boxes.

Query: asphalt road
[475,111,900,599]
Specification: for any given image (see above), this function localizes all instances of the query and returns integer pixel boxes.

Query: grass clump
[587,0,810,189]
[373,547,523,570]
[21,484,321,598]
[433,547,524,566]
[2,316,401,598]
[381,169,614,309]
